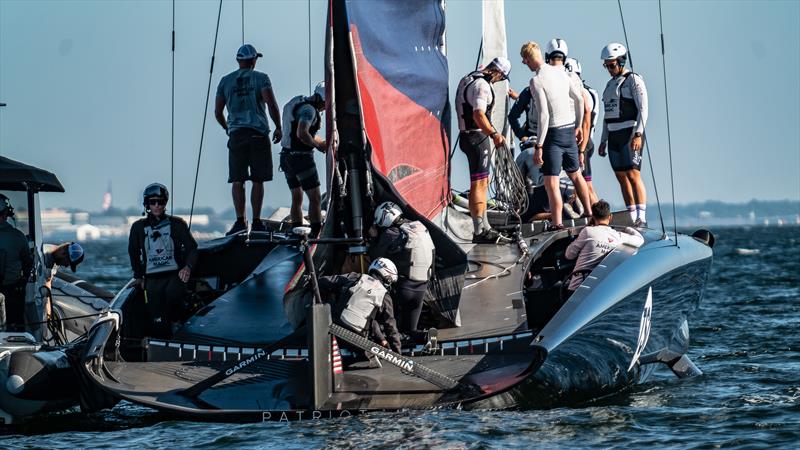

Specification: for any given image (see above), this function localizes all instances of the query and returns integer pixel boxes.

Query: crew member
[41,241,84,317]
[521,41,593,231]
[128,183,198,338]
[0,194,33,331]
[564,200,644,296]
[368,202,436,346]
[279,82,327,237]
[565,57,600,205]
[508,85,538,153]
[455,57,513,244]
[544,40,595,205]
[215,44,282,235]
[597,43,650,227]
[317,258,402,354]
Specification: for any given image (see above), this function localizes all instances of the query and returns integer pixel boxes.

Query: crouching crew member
[279,82,327,237]
[369,202,435,345]
[317,258,402,354]
[41,241,84,317]
[128,183,198,338]
[0,194,33,331]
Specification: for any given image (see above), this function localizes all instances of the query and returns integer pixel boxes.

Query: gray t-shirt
[216,68,273,135]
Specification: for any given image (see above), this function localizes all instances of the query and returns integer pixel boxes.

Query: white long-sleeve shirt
[565,225,644,291]
[601,71,648,144]
[530,64,584,146]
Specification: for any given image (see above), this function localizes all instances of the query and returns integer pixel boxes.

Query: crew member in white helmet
[279,82,327,237]
[454,57,513,244]
[565,57,600,204]
[368,202,436,347]
[128,183,198,338]
[598,43,650,227]
[520,41,593,231]
[317,258,402,355]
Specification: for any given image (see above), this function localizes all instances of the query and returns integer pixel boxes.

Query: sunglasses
[148,199,167,206]
[603,61,620,69]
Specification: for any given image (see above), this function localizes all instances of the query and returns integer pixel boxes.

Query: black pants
[144,272,185,338]
[394,279,428,342]
[0,281,26,332]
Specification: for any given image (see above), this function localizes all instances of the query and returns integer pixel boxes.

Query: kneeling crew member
[317,258,402,353]
[128,183,198,338]
[0,194,33,331]
[564,200,643,296]
[279,82,327,237]
[369,202,435,345]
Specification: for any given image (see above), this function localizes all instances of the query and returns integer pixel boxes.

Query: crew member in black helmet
[0,194,33,331]
[128,183,198,338]
[279,82,327,237]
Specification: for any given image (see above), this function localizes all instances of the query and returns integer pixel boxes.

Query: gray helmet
[142,183,169,207]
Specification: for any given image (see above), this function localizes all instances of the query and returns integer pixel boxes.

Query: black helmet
[142,183,169,207]
[0,193,14,218]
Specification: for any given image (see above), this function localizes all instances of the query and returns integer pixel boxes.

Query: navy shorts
[541,125,580,177]
[607,128,643,172]
[228,128,273,183]
[582,138,594,180]
[459,131,491,182]
[280,150,320,191]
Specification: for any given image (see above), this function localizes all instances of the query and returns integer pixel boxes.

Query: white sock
[636,204,647,222]
[628,205,637,221]
[473,217,484,234]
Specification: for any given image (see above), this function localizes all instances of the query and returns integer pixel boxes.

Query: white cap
[488,56,511,80]
[565,57,582,75]
[545,38,569,61]
[601,43,627,60]
[313,81,325,102]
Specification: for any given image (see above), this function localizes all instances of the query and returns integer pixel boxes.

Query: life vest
[603,72,640,124]
[339,274,386,333]
[280,95,321,151]
[583,81,600,135]
[144,218,179,275]
[456,71,495,131]
[396,221,435,282]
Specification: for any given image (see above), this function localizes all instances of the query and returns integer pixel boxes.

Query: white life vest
[340,274,386,333]
[144,219,179,275]
[398,221,435,282]
[603,72,640,124]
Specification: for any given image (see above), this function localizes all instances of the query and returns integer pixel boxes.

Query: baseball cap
[68,242,84,272]
[489,56,512,80]
[236,44,263,60]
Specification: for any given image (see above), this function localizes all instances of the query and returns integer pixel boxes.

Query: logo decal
[628,286,653,372]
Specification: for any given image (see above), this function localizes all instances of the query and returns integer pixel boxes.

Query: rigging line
[658,0,678,246]
[171,0,175,215]
[308,0,312,93]
[616,0,667,237]
[189,0,223,229]
[241,0,245,44]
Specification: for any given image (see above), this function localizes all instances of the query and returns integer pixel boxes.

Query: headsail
[340,0,450,219]
[480,0,510,141]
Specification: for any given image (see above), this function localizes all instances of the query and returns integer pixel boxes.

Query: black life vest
[288,100,321,152]
[603,72,639,124]
[457,71,495,131]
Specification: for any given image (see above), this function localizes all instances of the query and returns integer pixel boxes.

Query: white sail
[480,0,509,139]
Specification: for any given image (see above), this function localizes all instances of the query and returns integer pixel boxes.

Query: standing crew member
[368,202,436,347]
[317,258,403,355]
[279,82,327,237]
[565,57,600,204]
[564,200,643,296]
[597,43,649,227]
[455,57,513,244]
[128,183,198,338]
[521,41,593,231]
[215,44,282,235]
[0,194,33,331]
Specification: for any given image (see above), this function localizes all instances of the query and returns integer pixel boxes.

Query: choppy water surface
[2,226,798,448]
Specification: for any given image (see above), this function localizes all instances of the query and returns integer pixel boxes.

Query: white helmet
[488,56,512,80]
[565,57,582,75]
[545,38,569,62]
[374,201,402,228]
[368,258,398,284]
[601,42,627,61]
[313,81,325,103]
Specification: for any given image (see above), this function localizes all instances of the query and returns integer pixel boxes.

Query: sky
[1,0,798,213]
